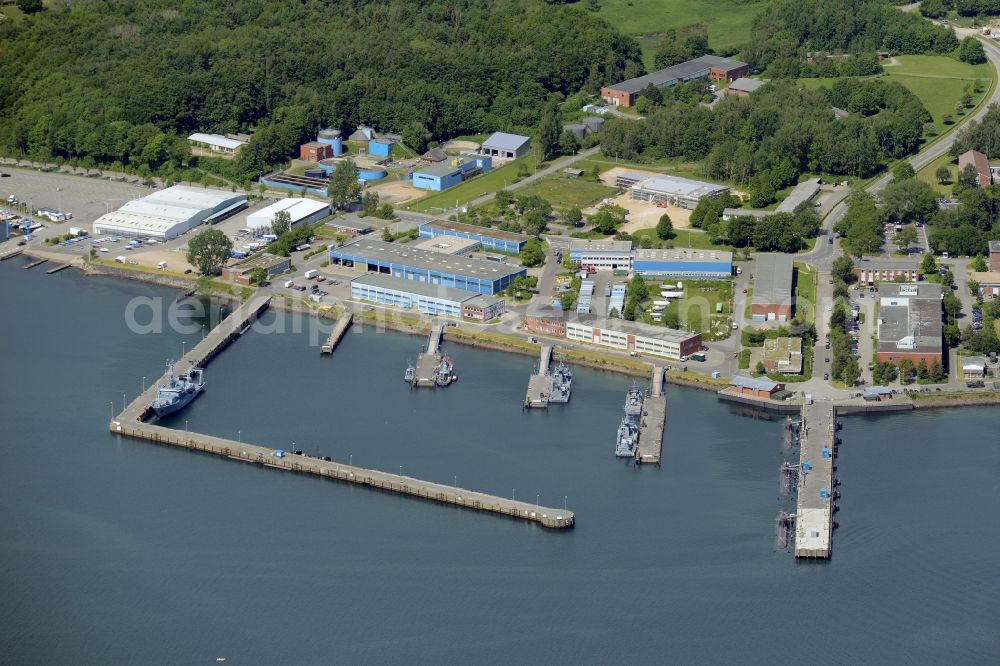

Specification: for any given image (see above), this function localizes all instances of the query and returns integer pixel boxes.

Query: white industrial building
[351,274,504,320]
[565,317,701,360]
[92,185,247,241]
[188,133,246,154]
[246,198,330,232]
[568,240,633,270]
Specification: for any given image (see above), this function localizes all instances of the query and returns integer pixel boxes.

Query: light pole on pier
[564,496,567,511]
[399,465,403,478]
[185,420,189,433]
[454,475,457,490]
[110,401,114,421]
[512,488,516,501]
[181,341,186,357]
[536,494,540,508]
[142,376,146,393]
[123,393,126,413]
[350,454,353,466]
[238,430,241,444]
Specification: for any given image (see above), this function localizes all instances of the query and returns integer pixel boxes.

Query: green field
[514,174,618,209]
[596,0,765,68]
[798,55,994,136]
[633,227,735,252]
[639,278,735,340]
[793,261,818,326]
[917,152,956,195]
[404,159,528,213]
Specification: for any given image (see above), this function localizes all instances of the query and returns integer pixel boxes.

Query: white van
[304,269,319,279]
[156,261,167,270]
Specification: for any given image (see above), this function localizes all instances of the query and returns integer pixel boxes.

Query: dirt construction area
[440,140,480,153]
[369,178,422,205]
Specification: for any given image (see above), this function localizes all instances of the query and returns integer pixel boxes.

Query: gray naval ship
[615,384,644,457]
[152,362,205,417]
[548,361,573,403]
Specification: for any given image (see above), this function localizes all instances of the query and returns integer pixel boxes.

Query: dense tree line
[793,54,883,80]
[925,0,1000,17]
[0,0,641,185]
[601,80,929,198]
[746,0,958,74]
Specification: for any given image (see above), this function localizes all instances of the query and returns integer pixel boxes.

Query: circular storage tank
[318,158,338,174]
[358,166,387,181]
[317,128,344,156]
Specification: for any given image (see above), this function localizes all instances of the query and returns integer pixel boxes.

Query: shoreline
[23,253,996,403]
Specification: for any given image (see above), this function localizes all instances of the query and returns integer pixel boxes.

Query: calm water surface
[0,260,997,664]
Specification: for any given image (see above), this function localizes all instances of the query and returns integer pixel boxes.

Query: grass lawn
[638,278,735,340]
[514,175,618,209]
[917,153,956,195]
[793,261,818,326]
[595,0,766,67]
[633,227,735,252]
[798,55,995,137]
[403,159,527,213]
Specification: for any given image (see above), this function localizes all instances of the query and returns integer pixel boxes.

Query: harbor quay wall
[109,422,575,529]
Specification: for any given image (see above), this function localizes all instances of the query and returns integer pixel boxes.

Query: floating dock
[320,312,353,354]
[24,258,48,269]
[635,366,665,465]
[110,295,573,529]
[794,401,836,558]
[46,262,73,274]
[412,323,454,388]
[0,248,24,261]
[524,345,553,408]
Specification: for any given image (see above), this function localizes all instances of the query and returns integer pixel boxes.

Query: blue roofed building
[1,219,9,242]
[632,249,733,278]
[329,238,526,295]
[411,154,492,191]
[418,220,529,253]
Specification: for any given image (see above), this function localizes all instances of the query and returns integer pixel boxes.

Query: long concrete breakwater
[111,292,574,530]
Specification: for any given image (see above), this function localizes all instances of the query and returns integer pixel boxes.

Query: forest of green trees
[0,0,641,185]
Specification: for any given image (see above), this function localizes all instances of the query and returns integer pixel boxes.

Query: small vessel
[623,385,644,418]
[152,362,205,417]
[548,361,572,403]
[404,362,415,383]
[615,418,639,457]
[434,356,455,387]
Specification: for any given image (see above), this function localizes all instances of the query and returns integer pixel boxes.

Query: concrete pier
[45,262,73,274]
[636,366,665,465]
[320,312,352,354]
[794,401,836,558]
[525,345,553,408]
[24,258,48,269]
[110,295,573,530]
[413,323,452,388]
[0,248,24,261]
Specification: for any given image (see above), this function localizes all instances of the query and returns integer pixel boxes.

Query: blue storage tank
[358,166,387,181]
[317,128,344,156]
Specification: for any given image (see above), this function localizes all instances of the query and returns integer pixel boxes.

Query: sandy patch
[125,247,196,272]
[370,179,423,204]
[441,140,480,153]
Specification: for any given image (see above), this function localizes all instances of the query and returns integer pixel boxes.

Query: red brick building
[990,240,1000,271]
[522,313,567,338]
[300,141,333,162]
[958,149,991,189]
[729,376,783,398]
[600,55,748,108]
[852,258,920,285]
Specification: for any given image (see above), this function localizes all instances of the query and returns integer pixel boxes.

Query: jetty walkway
[525,345,553,409]
[794,401,836,558]
[111,294,573,529]
[636,365,665,465]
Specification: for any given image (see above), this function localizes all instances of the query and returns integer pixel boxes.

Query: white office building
[246,198,330,232]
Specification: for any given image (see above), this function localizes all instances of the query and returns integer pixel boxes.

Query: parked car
[823,373,829,381]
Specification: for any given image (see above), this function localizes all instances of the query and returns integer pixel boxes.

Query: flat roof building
[411,236,481,256]
[629,175,729,209]
[330,238,526,295]
[752,253,794,322]
[776,178,821,213]
[601,55,749,107]
[970,270,1000,297]
[246,198,330,232]
[93,185,247,241]
[188,133,246,154]
[419,220,530,254]
[222,254,291,286]
[876,282,943,366]
[481,132,531,159]
[852,257,921,285]
[300,141,333,162]
[325,217,373,236]
[350,273,505,320]
[760,337,803,375]
[990,240,1000,271]
[728,375,783,398]
[633,248,733,278]
[724,77,766,98]
[569,240,633,271]
[566,315,701,360]
[412,155,491,191]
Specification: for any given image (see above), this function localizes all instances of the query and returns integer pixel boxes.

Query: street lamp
[238,430,241,444]
[142,376,146,393]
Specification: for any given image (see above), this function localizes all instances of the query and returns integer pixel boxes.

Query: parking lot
[0,167,150,227]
